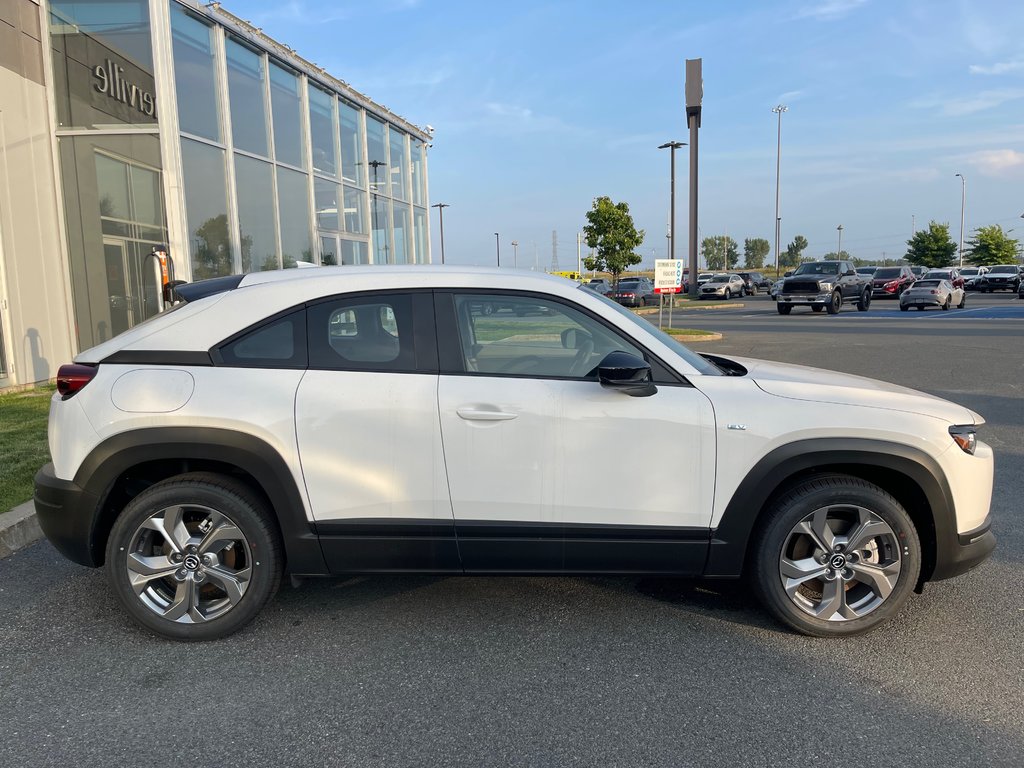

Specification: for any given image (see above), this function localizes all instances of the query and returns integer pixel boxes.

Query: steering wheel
[569,338,595,377]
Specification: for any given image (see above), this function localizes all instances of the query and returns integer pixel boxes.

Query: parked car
[870,266,917,298]
[699,273,745,300]
[777,260,872,314]
[923,268,964,290]
[976,264,1022,293]
[35,266,994,640]
[611,277,656,307]
[696,272,714,286]
[855,266,878,277]
[960,266,989,291]
[899,279,965,311]
[769,277,785,301]
[736,271,772,296]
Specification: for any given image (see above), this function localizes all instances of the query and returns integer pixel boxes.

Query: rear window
[915,280,941,288]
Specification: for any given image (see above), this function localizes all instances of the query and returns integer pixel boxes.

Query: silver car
[899,278,965,311]
[699,273,744,300]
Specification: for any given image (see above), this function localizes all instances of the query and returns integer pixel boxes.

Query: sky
[239,0,1024,269]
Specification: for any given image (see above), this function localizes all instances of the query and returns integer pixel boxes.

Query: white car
[899,279,965,311]
[35,267,995,640]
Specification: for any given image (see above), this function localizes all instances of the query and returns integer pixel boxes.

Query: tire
[825,291,841,315]
[941,297,950,311]
[750,474,921,637]
[724,289,731,300]
[811,305,823,312]
[900,304,909,312]
[105,472,283,641]
[777,303,792,315]
[857,289,871,311]
[639,297,647,307]
[917,305,924,310]
[957,294,966,309]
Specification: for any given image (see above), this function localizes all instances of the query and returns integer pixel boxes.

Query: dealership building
[0,0,432,389]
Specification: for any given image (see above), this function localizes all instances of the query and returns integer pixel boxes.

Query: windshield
[961,268,980,276]
[990,266,1017,274]
[709,275,731,283]
[577,285,721,376]
[926,271,951,278]
[874,268,902,278]
[793,262,840,275]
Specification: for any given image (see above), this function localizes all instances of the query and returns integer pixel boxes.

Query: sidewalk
[0,500,41,558]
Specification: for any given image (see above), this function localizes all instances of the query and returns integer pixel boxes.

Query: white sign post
[654,260,683,329]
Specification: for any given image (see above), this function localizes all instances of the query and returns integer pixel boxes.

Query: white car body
[35,266,996,638]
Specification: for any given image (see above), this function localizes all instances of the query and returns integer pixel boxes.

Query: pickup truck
[777,260,872,314]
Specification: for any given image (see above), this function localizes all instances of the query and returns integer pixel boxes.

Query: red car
[923,268,964,290]
[870,266,916,298]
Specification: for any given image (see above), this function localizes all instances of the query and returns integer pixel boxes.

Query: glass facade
[51,0,429,350]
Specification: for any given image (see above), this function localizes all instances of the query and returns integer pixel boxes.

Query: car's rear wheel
[751,474,920,637]
[777,303,791,315]
[900,304,909,311]
[105,472,283,641]
[957,294,966,309]
[942,297,950,311]
[826,291,841,314]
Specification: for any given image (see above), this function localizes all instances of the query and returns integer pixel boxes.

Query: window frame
[212,307,308,369]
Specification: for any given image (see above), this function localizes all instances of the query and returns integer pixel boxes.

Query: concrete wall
[0,0,76,387]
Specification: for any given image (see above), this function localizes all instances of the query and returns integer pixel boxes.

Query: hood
[724,355,983,426]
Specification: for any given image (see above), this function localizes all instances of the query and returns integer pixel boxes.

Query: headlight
[819,282,833,291]
[949,425,977,455]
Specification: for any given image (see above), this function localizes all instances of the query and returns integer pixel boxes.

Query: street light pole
[658,142,687,275]
[772,105,788,276]
[511,240,519,268]
[955,173,966,268]
[494,232,500,267]
[837,224,844,259]
[431,203,449,264]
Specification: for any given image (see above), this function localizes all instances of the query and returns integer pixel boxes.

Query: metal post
[576,232,582,278]
[658,140,686,303]
[511,240,519,268]
[837,224,843,259]
[772,105,787,276]
[431,203,449,264]
[955,173,966,267]
[685,59,702,299]
[494,233,500,266]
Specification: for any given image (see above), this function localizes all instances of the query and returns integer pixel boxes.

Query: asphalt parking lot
[1,292,1021,768]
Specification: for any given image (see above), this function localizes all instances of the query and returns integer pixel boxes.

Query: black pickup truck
[777,260,872,315]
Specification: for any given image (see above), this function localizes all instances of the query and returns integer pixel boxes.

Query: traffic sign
[654,259,683,294]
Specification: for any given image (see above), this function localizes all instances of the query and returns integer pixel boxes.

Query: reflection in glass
[389,127,408,201]
[341,239,368,265]
[309,85,336,176]
[320,235,337,266]
[270,63,304,167]
[226,39,267,156]
[95,154,130,220]
[413,207,428,264]
[235,154,278,271]
[130,164,163,226]
[181,139,232,279]
[343,186,365,234]
[170,7,219,141]
[340,101,364,187]
[314,177,340,231]
[372,197,389,264]
[410,142,425,207]
[366,116,387,194]
[392,202,410,264]
[276,167,311,267]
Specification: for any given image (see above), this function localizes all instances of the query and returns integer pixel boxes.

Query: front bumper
[778,293,830,304]
[33,463,101,567]
[871,289,900,298]
[931,515,996,581]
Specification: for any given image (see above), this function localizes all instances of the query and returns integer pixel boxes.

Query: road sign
[654,259,683,294]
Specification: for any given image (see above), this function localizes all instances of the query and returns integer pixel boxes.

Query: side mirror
[784,270,793,277]
[597,351,657,397]
[845,269,856,276]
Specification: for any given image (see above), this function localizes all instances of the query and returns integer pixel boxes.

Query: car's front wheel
[751,475,920,637]
[826,290,842,314]
[105,472,283,641]
[777,303,792,315]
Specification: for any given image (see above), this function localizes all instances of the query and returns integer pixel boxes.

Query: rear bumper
[33,463,101,567]
[931,515,996,581]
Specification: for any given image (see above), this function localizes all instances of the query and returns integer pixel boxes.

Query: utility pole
[511,240,519,268]
[658,140,686,277]
[685,59,702,298]
[494,232,499,266]
[911,214,916,239]
[772,104,788,277]
[576,232,582,277]
[431,203,449,264]
[955,173,966,268]
[837,224,844,260]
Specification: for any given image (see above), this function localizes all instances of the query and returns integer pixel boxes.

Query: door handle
[456,408,518,421]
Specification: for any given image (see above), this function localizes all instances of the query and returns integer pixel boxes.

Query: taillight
[56,364,97,399]
[929,289,938,294]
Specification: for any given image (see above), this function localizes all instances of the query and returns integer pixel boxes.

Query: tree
[821,250,853,261]
[701,235,739,270]
[582,196,644,283]
[966,224,1019,266]
[780,234,808,269]
[905,221,957,269]
[743,237,770,269]
[192,214,234,280]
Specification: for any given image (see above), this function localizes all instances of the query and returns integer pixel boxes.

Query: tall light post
[494,233,500,266]
[511,240,519,268]
[772,104,788,276]
[431,203,449,264]
[836,224,844,259]
[658,141,687,275]
[955,173,966,267]
[369,160,386,262]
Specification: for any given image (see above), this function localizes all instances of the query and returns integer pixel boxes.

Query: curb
[670,332,723,343]
[0,500,42,559]
[635,303,744,315]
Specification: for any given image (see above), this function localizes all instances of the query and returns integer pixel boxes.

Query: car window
[451,294,642,379]
[308,293,416,371]
[916,280,941,288]
[217,309,306,368]
[793,263,840,275]
[874,268,902,278]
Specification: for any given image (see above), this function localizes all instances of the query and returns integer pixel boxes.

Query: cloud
[794,0,867,21]
[484,102,534,120]
[777,90,805,103]
[911,88,1024,116]
[969,60,1024,76]
[964,149,1024,176]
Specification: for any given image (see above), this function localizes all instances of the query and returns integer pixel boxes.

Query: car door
[293,290,459,572]
[434,290,716,575]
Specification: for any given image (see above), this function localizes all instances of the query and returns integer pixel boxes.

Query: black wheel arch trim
[71,427,329,575]
[705,438,961,582]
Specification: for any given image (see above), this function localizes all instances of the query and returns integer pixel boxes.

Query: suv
[977,264,1022,293]
[35,267,994,640]
[735,272,771,296]
[777,261,872,314]
[870,266,916,298]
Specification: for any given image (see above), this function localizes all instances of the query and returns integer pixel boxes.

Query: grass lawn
[663,328,717,338]
[0,385,54,513]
